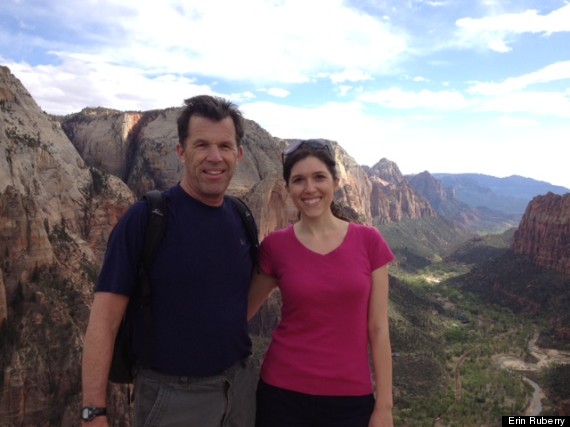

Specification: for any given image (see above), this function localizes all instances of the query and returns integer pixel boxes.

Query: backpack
[108,190,260,384]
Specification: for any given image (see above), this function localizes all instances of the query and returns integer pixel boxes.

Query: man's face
[176,115,244,206]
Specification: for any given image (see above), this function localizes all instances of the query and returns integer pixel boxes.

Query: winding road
[493,332,570,415]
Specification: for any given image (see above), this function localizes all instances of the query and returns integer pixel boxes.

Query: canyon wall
[0,66,136,424]
[511,192,570,276]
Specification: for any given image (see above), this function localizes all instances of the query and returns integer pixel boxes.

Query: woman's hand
[369,407,393,427]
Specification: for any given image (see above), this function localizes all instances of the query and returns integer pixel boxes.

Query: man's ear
[176,143,185,163]
[237,145,245,162]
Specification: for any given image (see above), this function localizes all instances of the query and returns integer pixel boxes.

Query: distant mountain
[431,173,570,215]
[407,171,520,234]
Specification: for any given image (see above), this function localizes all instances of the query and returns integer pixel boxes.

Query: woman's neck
[294,213,349,255]
[296,212,346,236]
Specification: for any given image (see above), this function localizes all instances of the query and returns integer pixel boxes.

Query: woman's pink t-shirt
[259,223,395,396]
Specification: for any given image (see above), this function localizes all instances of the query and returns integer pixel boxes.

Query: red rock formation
[367,159,436,224]
[511,192,570,276]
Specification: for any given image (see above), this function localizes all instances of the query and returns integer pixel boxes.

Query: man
[81,95,257,426]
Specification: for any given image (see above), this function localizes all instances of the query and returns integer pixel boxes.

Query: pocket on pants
[134,376,171,427]
[224,358,257,427]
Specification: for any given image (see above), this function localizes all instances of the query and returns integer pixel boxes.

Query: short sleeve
[366,226,395,271]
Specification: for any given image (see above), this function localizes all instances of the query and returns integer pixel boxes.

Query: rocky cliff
[0,66,135,425]
[511,192,570,276]
[366,159,436,224]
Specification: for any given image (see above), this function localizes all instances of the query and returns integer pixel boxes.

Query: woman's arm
[247,271,278,321]
[368,265,394,427]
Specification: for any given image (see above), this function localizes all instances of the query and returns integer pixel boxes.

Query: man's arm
[81,292,129,426]
[247,271,277,321]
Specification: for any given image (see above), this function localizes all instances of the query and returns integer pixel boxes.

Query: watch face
[81,406,105,421]
[81,407,92,421]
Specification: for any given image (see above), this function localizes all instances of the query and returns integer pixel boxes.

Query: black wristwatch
[81,406,107,422]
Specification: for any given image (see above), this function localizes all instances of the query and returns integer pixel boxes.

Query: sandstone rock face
[366,159,436,224]
[333,142,373,223]
[0,66,135,425]
[61,108,143,180]
[511,192,570,276]
[125,109,183,195]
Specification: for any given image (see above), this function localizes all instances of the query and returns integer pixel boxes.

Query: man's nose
[206,145,223,162]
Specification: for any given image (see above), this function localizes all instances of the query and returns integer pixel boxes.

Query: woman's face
[287,155,338,219]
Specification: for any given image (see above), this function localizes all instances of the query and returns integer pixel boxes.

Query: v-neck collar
[289,223,351,257]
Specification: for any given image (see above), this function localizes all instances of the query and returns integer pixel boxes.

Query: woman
[248,140,395,427]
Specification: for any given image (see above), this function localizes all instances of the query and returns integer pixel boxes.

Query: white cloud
[495,116,538,127]
[454,4,570,52]
[457,5,570,34]
[337,85,353,96]
[264,88,290,98]
[329,69,373,84]
[2,0,409,92]
[413,76,430,83]
[5,57,214,114]
[80,0,407,83]
[468,61,570,95]
[358,88,469,110]
[241,100,401,141]
[486,39,511,53]
[476,91,570,118]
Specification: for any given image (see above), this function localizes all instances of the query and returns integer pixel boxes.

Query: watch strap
[81,406,107,422]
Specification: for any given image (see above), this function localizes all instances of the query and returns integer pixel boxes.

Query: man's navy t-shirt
[96,184,253,376]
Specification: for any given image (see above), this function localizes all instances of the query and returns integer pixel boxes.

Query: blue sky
[1,0,569,188]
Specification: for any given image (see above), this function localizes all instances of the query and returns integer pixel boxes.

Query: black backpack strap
[138,189,166,369]
[228,196,260,273]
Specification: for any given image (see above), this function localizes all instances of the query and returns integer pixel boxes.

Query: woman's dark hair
[282,141,338,184]
[177,95,245,147]
[282,141,348,220]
